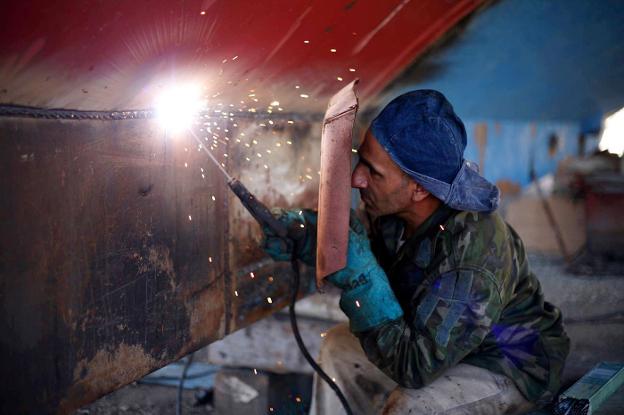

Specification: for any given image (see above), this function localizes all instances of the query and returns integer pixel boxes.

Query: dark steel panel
[0,116,316,414]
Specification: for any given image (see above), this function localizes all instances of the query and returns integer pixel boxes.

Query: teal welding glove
[261,208,317,266]
[327,215,404,333]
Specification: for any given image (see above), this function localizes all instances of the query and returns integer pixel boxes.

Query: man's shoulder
[438,210,512,271]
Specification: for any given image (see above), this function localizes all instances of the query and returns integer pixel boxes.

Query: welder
[262,90,570,414]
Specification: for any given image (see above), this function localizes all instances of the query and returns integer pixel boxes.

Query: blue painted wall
[463,120,588,188]
[376,0,622,187]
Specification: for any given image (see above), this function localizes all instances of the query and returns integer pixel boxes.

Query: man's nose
[351,164,368,189]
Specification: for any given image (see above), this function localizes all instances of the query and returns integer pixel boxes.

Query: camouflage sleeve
[356,268,503,388]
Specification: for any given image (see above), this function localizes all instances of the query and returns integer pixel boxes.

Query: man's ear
[411,182,431,202]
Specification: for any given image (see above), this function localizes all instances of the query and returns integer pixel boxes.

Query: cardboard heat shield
[316,79,359,284]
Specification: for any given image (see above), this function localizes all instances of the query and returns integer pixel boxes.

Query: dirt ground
[76,383,215,415]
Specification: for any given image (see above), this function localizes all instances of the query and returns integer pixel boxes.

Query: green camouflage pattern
[359,206,570,405]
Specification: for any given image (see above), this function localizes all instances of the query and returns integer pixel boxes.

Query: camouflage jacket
[358,205,570,404]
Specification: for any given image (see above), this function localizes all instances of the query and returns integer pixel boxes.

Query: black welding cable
[176,352,195,415]
[289,259,354,415]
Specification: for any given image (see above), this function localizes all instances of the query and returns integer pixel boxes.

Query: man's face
[351,131,414,217]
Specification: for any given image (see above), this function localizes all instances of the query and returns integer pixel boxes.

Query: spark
[257,153,262,158]
[439,224,445,231]
[303,40,310,44]
[295,85,300,89]
[208,256,213,263]
[300,94,309,99]
[253,368,258,375]
[264,164,268,169]
[184,162,188,167]
[287,120,294,124]
[349,68,356,72]
[250,272,255,279]
[268,276,274,282]
[200,10,206,15]
[212,195,216,201]
[286,140,292,145]
[351,148,358,153]
[188,215,192,221]
[295,396,302,403]
[320,332,327,338]
[270,100,280,106]
[232,55,238,60]
[299,223,305,228]
[267,297,273,304]
[330,48,337,53]
[234,290,239,296]
[355,300,361,308]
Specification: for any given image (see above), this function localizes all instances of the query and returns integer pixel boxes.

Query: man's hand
[327,215,403,333]
[261,208,317,266]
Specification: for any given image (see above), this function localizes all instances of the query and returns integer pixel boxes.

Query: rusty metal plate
[316,80,359,284]
[0,115,317,414]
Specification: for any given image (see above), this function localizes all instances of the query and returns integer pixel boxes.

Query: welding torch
[189,130,302,242]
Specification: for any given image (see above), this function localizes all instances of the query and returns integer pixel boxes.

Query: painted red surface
[0,0,482,111]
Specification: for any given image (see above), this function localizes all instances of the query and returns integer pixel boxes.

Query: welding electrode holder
[228,177,354,415]
[227,178,289,238]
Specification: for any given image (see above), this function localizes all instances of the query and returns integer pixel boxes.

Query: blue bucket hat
[370,90,499,213]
